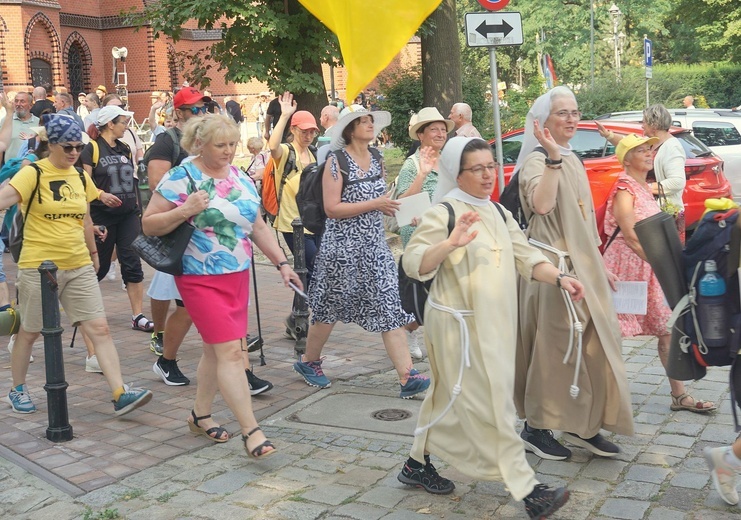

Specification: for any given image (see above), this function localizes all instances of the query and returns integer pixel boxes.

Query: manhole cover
[371,408,412,422]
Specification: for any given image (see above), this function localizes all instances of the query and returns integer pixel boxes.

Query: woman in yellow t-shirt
[0,113,153,417]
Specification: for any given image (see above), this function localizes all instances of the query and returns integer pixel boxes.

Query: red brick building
[0,1,420,121]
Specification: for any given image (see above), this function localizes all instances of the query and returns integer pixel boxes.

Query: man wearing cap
[268,92,319,339]
[54,92,85,131]
[449,103,481,138]
[251,93,269,137]
[96,85,108,100]
[77,93,90,120]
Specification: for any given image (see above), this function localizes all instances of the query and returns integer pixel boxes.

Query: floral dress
[603,173,671,337]
[396,150,439,248]
[308,150,414,332]
[156,161,260,275]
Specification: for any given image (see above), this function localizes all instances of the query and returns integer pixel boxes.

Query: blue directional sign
[644,38,653,67]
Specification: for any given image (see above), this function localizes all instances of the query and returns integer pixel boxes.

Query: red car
[489,121,732,229]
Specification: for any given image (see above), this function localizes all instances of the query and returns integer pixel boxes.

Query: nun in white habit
[396,136,583,519]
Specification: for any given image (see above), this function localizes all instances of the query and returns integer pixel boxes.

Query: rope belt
[413,298,474,437]
[528,239,583,399]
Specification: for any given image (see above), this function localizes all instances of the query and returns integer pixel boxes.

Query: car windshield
[691,121,741,147]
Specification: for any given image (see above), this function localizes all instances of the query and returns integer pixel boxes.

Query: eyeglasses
[461,163,498,176]
[551,110,582,121]
[57,143,85,153]
[297,128,319,137]
[183,105,208,115]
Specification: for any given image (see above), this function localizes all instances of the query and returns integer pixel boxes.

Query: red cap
[290,110,318,131]
[173,87,211,109]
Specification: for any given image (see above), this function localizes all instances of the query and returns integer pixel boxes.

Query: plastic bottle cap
[705,260,717,271]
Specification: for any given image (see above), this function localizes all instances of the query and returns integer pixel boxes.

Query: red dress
[603,173,672,337]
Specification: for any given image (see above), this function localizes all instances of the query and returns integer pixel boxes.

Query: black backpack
[398,202,505,324]
[296,147,382,235]
[139,128,182,187]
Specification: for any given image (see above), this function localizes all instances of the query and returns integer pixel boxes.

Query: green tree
[131,0,340,115]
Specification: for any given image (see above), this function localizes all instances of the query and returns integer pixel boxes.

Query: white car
[598,109,741,199]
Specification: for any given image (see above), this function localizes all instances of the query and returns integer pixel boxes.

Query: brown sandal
[670,393,717,414]
[187,410,230,443]
[242,426,276,459]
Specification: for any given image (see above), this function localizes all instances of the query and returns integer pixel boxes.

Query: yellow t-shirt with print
[10,158,100,270]
[273,143,315,234]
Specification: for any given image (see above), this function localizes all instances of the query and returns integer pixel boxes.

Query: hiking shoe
[523,483,570,519]
[113,385,153,416]
[399,369,430,399]
[520,423,572,461]
[408,329,424,361]
[85,355,103,373]
[397,459,455,495]
[294,358,331,388]
[149,332,164,356]
[704,446,740,505]
[246,369,273,395]
[153,357,190,386]
[246,334,261,353]
[107,261,117,281]
[562,432,620,457]
[8,334,33,363]
[6,384,36,414]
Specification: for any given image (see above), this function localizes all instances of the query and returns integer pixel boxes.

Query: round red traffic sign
[477,0,511,11]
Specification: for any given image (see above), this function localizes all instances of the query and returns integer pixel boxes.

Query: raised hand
[417,146,437,178]
[278,91,297,119]
[533,120,560,158]
[594,120,610,139]
[448,211,481,248]
[0,93,11,112]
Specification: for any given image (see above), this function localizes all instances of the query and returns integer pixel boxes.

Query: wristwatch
[545,157,563,166]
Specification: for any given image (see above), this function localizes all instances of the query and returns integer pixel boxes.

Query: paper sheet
[395,192,431,227]
[612,281,648,315]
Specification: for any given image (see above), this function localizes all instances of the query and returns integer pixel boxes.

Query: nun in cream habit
[399,136,584,504]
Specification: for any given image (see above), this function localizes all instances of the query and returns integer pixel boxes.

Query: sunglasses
[183,105,208,115]
[57,143,85,153]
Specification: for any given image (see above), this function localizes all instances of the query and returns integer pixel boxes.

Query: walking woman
[142,113,301,455]
[398,137,580,519]
[0,113,152,415]
[293,106,430,399]
[514,87,634,461]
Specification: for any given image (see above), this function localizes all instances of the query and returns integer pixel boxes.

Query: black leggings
[95,212,144,284]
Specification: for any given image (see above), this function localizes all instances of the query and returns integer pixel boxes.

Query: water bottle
[697,260,728,347]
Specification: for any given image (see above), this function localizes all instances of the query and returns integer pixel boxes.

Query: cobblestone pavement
[0,252,739,519]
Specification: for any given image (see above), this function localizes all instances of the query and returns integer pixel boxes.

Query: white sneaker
[107,261,117,281]
[86,355,103,373]
[408,329,424,361]
[7,334,33,363]
[704,446,740,505]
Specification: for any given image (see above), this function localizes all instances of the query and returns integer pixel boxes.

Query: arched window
[68,44,84,99]
[30,58,52,87]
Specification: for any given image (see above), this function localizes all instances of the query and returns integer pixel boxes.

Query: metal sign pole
[489,47,505,195]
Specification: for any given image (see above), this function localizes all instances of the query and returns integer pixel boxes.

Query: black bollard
[290,217,309,358]
[39,261,73,442]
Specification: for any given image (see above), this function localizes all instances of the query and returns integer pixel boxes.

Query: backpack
[9,163,87,263]
[139,127,181,188]
[398,202,505,324]
[676,208,740,369]
[262,143,316,225]
[296,147,383,235]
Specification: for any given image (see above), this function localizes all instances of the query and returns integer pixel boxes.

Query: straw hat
[328,104,391,151]
[408,107,454,140]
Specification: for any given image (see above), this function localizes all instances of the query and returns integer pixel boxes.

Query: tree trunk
[293,59,327,121]
[421,0,462,114]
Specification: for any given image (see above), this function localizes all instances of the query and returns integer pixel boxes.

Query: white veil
[513,86,577,174]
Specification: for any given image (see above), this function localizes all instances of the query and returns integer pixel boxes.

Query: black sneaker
[561,432,620,457]
[246,369,273,396]
[397,459,455,495]
[520,422,572,461]
[523,484,570,519]
[246,334,262,353]
[153,358,190,386]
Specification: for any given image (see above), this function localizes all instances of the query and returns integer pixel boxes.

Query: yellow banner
[299,0,442,100]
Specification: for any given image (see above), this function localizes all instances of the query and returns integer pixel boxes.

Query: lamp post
[608,3,622,79]
[516,57,523,88]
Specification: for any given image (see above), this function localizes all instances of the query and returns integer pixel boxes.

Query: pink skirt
[175,270,250,344]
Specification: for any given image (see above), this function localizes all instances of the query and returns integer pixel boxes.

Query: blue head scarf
[42,114,82,144]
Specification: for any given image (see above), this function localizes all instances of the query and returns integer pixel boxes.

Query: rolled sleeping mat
[635,212,701,380]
